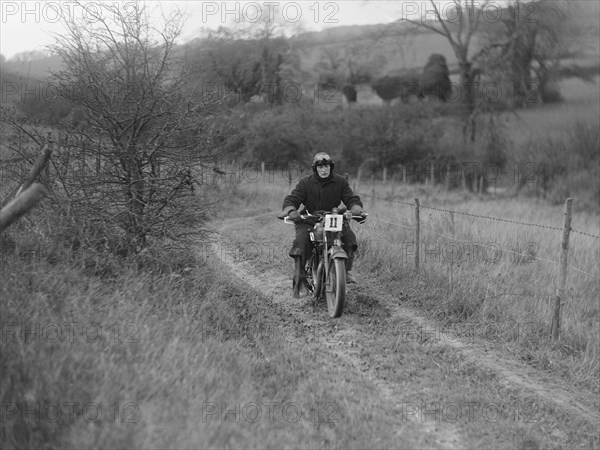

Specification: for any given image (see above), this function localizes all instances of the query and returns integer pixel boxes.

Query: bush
[244,104,338,168]
[235,102,473,180]
[340,104,445,174]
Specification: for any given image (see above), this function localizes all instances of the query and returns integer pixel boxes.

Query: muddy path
[208,213,599,449]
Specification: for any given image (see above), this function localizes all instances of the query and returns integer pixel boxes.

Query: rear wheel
[326,258,346,318]
[305,254,319,294]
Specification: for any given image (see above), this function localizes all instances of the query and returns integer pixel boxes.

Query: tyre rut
[210,225,465,449]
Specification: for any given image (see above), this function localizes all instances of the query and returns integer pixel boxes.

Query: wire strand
[364,193,600,239]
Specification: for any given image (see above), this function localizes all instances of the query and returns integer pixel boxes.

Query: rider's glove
[350,205,367,223]
[350,205,364,215]
[277,206,296,220]
[288,210,301,222]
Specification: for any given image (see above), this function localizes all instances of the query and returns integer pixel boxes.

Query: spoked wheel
[305,254,319,295]
[326,258,346,318]
[314,258,325,300]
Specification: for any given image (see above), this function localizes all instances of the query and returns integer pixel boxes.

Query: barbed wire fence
[357,189,600,341]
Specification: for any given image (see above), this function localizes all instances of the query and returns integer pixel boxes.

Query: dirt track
[211,213,599,449]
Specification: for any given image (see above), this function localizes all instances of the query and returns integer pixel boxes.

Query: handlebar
[281,211,368,224]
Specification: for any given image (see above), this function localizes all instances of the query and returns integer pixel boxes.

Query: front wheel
[314,258,325,300]
[326,258,346,318]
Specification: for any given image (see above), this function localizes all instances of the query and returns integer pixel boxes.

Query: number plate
[324,214,343,231]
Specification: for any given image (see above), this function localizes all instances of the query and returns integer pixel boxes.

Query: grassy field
[503,76,600,145]
[2,167,598,448]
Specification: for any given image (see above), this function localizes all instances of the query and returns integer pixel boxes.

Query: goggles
[313,158,333,167]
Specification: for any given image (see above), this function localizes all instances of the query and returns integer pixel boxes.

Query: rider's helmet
[312,152,335,171]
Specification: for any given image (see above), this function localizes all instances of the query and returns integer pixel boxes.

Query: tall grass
[357,184,599,392]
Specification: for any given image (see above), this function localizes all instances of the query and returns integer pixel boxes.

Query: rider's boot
[293,256,311,298]
[346,251,357,284]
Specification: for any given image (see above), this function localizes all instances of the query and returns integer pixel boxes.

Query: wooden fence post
[551,198,573,340]
[382,166,387,185]
[1,144,52,209]
[261,161,265,183]
[430,161,435,185]
[414,197,420,270]
[371,174,376,208]
[0,184,46,234]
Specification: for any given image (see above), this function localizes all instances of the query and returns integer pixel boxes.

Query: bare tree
[403,1,577,116]
[314,41,385,103]
[195,6,301,105]
[482,1,576,106]
[44,2,212,254]
[403,0,491,107]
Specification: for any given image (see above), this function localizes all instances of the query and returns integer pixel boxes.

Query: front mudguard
[329,245,348,260]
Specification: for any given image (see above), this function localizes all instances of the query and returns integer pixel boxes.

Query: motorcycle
[282,208,367,318]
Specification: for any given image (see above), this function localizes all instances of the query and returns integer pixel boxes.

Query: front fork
[312,233,347,300]
[324,235,348,280]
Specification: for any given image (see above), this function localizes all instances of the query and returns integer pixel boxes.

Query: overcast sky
[0,1,413,59]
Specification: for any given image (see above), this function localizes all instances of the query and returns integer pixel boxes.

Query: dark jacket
[282,173,363,213]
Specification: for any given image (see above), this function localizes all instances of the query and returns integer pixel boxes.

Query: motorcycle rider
[277,152,367,295]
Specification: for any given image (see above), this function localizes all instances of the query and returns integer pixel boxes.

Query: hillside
[3,15,599,83]
[2,53,63,80]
